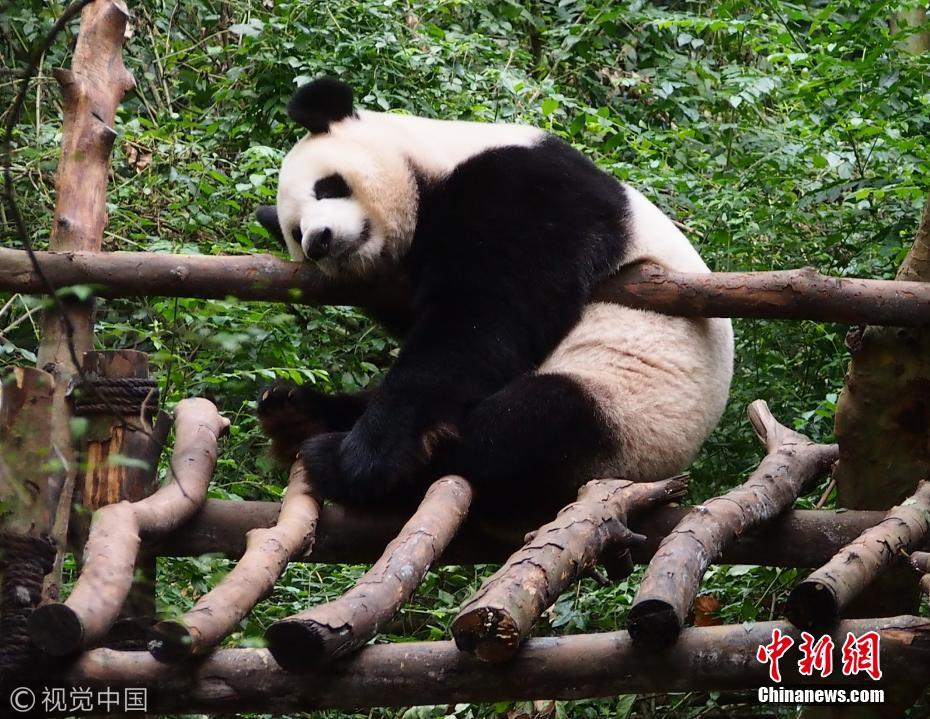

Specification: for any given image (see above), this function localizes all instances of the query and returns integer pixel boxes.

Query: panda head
[273,78,418,277]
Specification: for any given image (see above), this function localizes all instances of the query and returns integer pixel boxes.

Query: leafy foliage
[2,1,929,716]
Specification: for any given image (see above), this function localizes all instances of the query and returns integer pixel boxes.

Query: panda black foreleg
[257,381,372,464]
[449,372,616,520]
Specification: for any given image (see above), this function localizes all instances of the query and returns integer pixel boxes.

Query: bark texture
[452,477,686,662]
[628,400,837,649]
[0,367,56,681]
[62,617,930,714]
[5,248,930,325]
[265,476,472,670]
[833,192,930,625]
[28,399,227,656]
[157,500,885,568]
[149,462,319,661]
[787,481,930,631]
[69,350,166,630]
[35,0,135,604]
[0,367,55,534]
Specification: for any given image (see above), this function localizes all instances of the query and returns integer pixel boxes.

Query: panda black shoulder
[406,134,631,301]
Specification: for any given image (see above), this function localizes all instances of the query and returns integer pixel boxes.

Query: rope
[0,532,56,681]
[70,376,159,417]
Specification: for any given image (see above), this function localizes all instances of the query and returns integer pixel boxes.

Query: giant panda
[257,78,734,518]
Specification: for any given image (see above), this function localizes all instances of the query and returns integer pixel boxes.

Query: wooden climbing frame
[1,2,930,716]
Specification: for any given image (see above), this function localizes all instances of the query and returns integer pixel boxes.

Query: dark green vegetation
[2,1,929,717]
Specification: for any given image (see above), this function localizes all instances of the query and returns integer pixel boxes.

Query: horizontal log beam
[153,501,887,568]
[64,617,930,713]
[3,247,930,325]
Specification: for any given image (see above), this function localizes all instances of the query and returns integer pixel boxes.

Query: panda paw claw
[257,381,330,463]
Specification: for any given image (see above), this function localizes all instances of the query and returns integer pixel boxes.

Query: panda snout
[304,227,333,260]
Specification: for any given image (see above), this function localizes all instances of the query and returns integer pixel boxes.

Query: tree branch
[28,399,228,656]
[62,617,930,713]
[787,481,930,631]
[154,500,885,568]
[3,249,930,325]
[265,476,472,670]
[452,477,686,662]
[627,400,838,650]
[149,462,319,662]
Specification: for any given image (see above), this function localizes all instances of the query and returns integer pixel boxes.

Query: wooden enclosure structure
[1,1,930,717]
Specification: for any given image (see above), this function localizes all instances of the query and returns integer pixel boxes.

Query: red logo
[798,632,834,677]
[841,631,882,680]
[756,629,881,682]
[757,628,795,682]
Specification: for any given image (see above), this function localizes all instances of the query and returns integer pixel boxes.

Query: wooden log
[5,248,930,326]
[149,462,319,662]
[155,500,885,568]
[36,0,135,367]
[265,476,472,670]
[0,247,406,313]
[452,477,686,662]
[628,400,838,650]
[69,350,165,632]
[595,263,930,326]
[0,367,56,534]
[910,552,930,595]
[0,367,56,680]
[35,0,135,605]
[910,551,930,574]
[28,399,228,656]
[63,617,930,713]
[787,481,930,632]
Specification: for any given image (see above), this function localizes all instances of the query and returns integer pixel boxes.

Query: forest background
[2,0,929,716]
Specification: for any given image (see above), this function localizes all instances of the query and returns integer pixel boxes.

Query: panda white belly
[539,184,734,482]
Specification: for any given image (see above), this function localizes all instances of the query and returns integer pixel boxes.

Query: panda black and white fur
[257,78,734,517]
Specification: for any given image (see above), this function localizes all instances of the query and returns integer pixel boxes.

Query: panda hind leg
[452,373,616,520]
[257,381,370,464]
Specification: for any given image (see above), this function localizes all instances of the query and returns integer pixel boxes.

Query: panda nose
[305,227,332,260]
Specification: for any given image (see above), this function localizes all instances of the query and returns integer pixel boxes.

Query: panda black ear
[287,78,355,134]
[255,205,286,250]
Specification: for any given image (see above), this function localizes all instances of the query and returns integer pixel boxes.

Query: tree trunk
[36,0,135,603]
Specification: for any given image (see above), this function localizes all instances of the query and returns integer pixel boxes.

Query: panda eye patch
[314,174,351,199]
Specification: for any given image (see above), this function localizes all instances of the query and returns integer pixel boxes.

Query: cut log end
[452,606,521,663]
[148,620,195,663]
[266,619,330,672]
[28,602,84,656]
[627,598,681,650]
[786,581,840,632]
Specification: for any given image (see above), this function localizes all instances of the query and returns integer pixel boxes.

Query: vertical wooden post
[35,0,135,601]
[0,367,55,679]
[70,349,166,643]
[815,195,930,718]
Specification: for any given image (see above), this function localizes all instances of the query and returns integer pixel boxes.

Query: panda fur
[257,78,734,517]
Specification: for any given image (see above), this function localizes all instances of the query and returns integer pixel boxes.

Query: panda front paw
[257,381,331,463]
[299,423,422,507]
[299,431,350,500]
